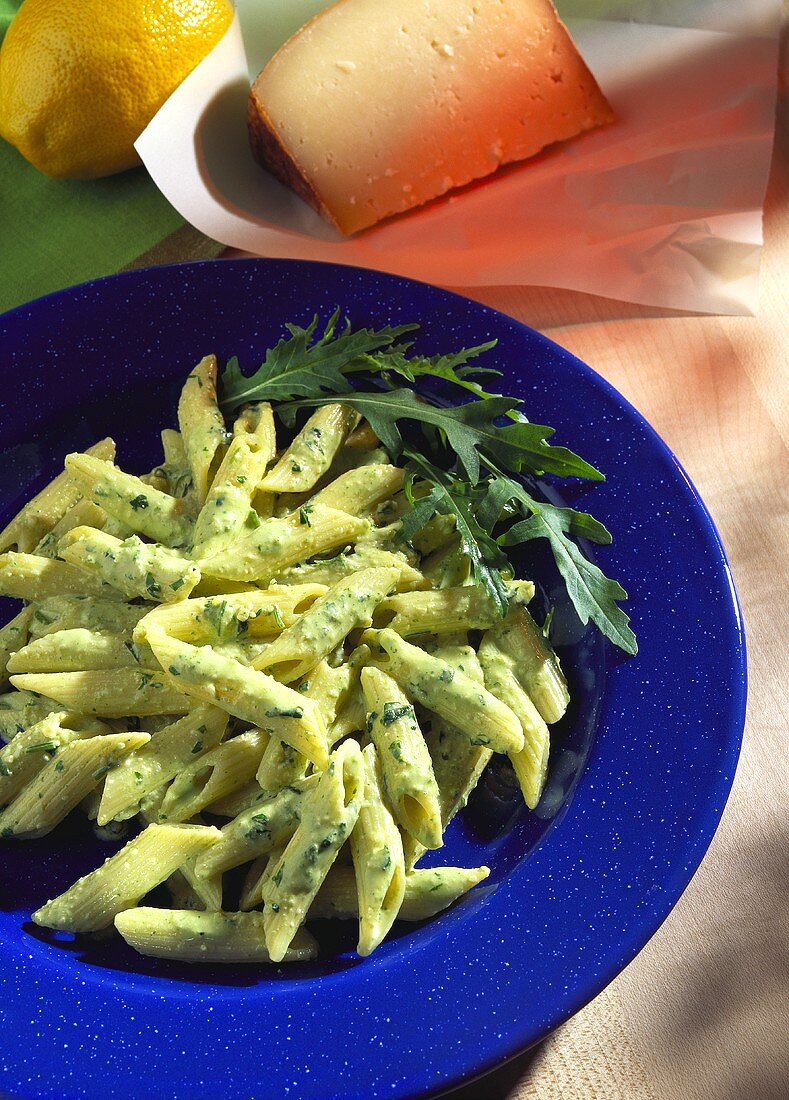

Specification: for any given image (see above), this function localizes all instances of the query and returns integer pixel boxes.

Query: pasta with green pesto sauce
[0,344,570,965]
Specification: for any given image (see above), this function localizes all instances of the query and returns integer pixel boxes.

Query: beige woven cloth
[446,57,789,1100]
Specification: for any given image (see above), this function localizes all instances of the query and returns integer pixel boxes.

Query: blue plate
[0,260,745,1100]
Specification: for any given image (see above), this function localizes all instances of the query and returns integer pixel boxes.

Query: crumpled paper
[136,0,781,316]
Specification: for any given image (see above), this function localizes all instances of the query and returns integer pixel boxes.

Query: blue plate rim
[0,258,747,1099]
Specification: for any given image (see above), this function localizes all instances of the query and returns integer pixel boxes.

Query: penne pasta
[193,775,319,908]
[0,690,62,744]
[115,908,318,963]
[350,744,406,955]
[136,584,327,646]
[482,604,570,724]
[177,355,229,505]
[361,665,442,851]
[0,438,115,554]
[32,822,221,931]
[0,551,120,601]
[0,710,107,806]
[0,605,33,686]
[34,500,109,558]
[26,596,152,640]
[261,404,359,493]
[139,623,329,769]
[262,739,365,961]
[157,728,269,824]
[59,526,200,603]
[309,865,490,922]
[310,464,405,515]
[64,453,194,547]
[478,635,550,810]
[10,668,192,717]
[0,731,150,838]
[7,628,155,674]
[191,402,277,559]
[199,505,369,584]
[375,580,535,637]
[363,629,524,756]
[97,705,229,824]
[253,567,399,683]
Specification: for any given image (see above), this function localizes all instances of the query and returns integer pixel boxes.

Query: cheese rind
[248,0,613,235]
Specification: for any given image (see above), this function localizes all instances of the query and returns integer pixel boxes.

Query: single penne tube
[199,505,369,584]
[261,404,359,493]
[193,775,319,907]
[59,527,201,604]
[7,628,155,674]
[0,551,119,601]
[32,822,221,931]
[10,668,192,717]
[0,606,34,686]
[478,635,550,809]
[360,665,442,851]
[97,705,229,825]
[309,865,490,922]
[191,403,277,559]
[482,604,569,724]
[262,739,365,961]
[135,585,327,646]
[0,710,89,805]
[64,453,194,547]
[0,438,115,554]
[375,580,535,637]
[239,845,285,912]
[274,546,428,592]
[253,567,400,682]
[178,355,229,505]
[141,626,328,769]
[157,729,269,824]
[115,907,318,963]
[0,731,150,839]
[34,500,109,558]
[350,744,406,956]
[27,596,152,640]
[403,642,491,870]
[363,629,524,756]
[0,690,61,743]
[310,464,405,515]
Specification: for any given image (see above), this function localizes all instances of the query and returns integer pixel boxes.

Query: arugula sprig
[219,312,637,654]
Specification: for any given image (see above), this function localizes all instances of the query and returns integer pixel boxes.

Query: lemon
[0,0,233,179]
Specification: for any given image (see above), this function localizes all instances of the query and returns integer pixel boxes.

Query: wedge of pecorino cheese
[248,0,613,235]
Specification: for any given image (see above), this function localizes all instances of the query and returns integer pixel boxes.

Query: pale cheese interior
[253,0,613,234]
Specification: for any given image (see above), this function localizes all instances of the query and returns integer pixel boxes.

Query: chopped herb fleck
[92,761,117,780]
[438,668,454,683]
[145,572,162,598]
[129,494,149,511]
[290,462,302,473]
[170,577,185,591]
[33,609,56,625]
[272,867,283,887]
[54,760,65,773]
[299,505,313,527]
[271,606,285,630]
[264,706,303,720]
[381,702,414,726]
[245,509,262,529]
[388,741,404,762]
[381,848,392,871]
[0,761,11,777]
[25,740,58,754]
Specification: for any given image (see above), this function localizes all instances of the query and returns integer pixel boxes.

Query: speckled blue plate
[0,260,745,1100]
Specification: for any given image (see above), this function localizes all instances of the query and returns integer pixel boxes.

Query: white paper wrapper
[136,0,780,315]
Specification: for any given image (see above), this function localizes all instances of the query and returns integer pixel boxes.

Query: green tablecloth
[0,0,222,315]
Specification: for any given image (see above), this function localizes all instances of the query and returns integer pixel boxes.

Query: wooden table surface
[438,48,788,1100]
